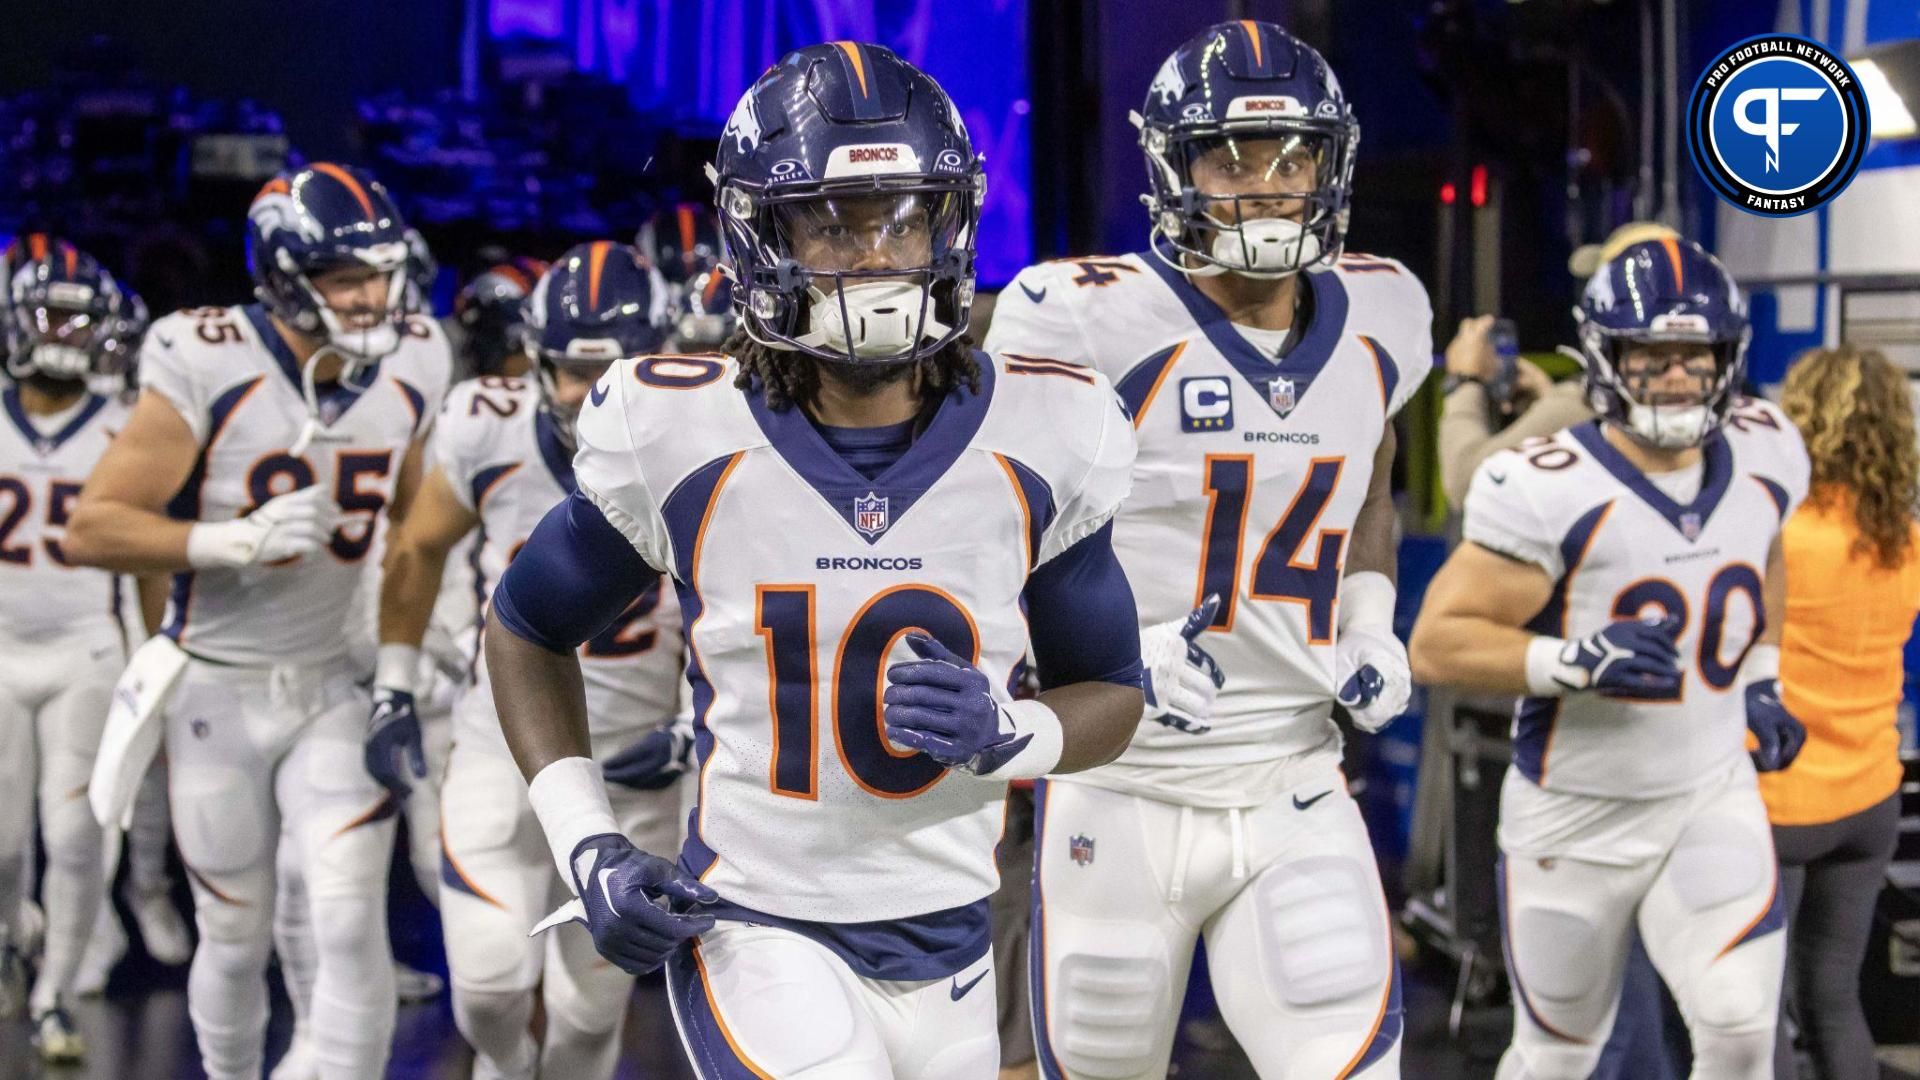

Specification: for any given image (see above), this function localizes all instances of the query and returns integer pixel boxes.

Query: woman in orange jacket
[1768,346,1919,1079]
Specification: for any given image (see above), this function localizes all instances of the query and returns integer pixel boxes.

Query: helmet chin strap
[288,342,379,457]
[1625,402,1713,449]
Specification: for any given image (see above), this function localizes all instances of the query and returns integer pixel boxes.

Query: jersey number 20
[1196,455,1347,641]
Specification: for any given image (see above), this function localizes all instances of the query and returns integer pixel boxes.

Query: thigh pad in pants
[1247,854,1389,1009]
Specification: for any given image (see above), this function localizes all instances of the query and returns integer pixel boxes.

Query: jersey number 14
[1197,455,1347,641]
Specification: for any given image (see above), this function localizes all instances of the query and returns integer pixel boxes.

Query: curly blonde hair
[1781,346,1920,569]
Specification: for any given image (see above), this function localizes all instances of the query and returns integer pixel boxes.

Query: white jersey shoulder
[1722,395,1810,516]
[972,349,1136,565]
[434,376,544,511]
[988,251,1435,419]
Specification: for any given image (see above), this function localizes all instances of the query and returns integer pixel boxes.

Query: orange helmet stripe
[28,234,47,261]
[313,162,377,221]
[1240,20,1263,68]
[587,241,611,309]
[833,41,870,98]
[1660,236,1686,290]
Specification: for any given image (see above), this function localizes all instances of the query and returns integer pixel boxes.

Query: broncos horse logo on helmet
[1575,236,1749,449]
[709,41,984,368]
[246,163,414,374]
[1137,21,1359,278]
[4,235,141,385]
[522,241,668,445]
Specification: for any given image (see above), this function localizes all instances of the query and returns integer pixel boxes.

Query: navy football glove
[365,687,427,800]
[602,723,695,791]
[1141,595,1225,735]
[565,834,716,975]
[1745,678,1806,772]
[884,635,1037,776]
[1547,615,1683,699]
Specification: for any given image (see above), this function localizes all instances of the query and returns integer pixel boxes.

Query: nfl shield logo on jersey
[854,492,890,538]
[1268,376,1297,418]
[1069,834,1095,866]
[1680,512,1702,541]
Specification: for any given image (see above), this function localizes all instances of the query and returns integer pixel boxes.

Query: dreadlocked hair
[1781,346,1920,570]
[726,327,982,412]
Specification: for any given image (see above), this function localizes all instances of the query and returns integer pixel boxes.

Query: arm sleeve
[1021,520,1144,690]
[1037,392,1137,566]
[570,365,676,572]
[981,264,1090,367]
[491,490,665,654]
[137,324,210,444]
[1460,455,1564,579]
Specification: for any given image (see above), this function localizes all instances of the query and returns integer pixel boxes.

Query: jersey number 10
[1197,455,1347,641]
[755,583,977,801]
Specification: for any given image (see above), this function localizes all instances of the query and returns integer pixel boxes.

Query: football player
[65,163,452,1080]
[985,22,1428,1077]
[0,236,148,1060]
[486,44,1146,1076]
[1408,238,1807,1079]
[377,241,685,1079]
[452,257,550,381]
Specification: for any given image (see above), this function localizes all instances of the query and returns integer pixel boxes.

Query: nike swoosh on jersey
[1019,282,1047,304]
[589,380,610,407]
[950,968,989,1001]
[1487,471,1508,485]
[1292,789,1333,811]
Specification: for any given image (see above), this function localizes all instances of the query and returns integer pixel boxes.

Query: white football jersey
[573,351,1133,923]
[142,304,452,666]
[985,252,1434,778]
[1463,399,1810,799]
[0,387,130,643]
[433,375,682,754]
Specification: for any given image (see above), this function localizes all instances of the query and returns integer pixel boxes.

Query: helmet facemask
[1581,325,1744,450]
[6,278,115,384]
[286,244,412,375]
[723,181,980,367]
[1139,119,1355,279]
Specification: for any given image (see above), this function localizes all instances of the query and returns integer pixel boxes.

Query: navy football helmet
[522,241,668,443]
[402,226,438,314]
[1138,21,1358,277]
[4,236,139,384]
[246,163,413,369]
[710,42,984,365]
[635,203,734,348]
[455,256,549,377]
[1575,237,1749,448]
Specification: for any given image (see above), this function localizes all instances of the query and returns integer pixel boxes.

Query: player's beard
[812,355,919,397]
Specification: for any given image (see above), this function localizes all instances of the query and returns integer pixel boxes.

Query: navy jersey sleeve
[1021,520,1144,690]
[491,489,664,654]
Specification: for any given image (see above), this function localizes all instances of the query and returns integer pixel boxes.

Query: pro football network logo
[853,492,890,539]
[1686,34,1870,217]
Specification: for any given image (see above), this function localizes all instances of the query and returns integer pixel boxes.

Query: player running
[66,163,452,1080]
[486,43,1146,1077]
[1408,238,1807,1079]
[0,236,147,1061]
[378,241,685,1079]
[986,21,1427,1077]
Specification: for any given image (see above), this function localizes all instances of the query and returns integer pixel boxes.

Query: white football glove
[1140,595,1225,735]
[1333,572,1412,733]
[186,485,337,569]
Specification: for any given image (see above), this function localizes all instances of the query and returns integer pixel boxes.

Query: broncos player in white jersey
[486,45,1146,1077]
[0,237,149,1060]
[986,22,1428,1078]
[1410,238,1807,1079]
[378,241,685,1080]
[66,163,452,1080]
